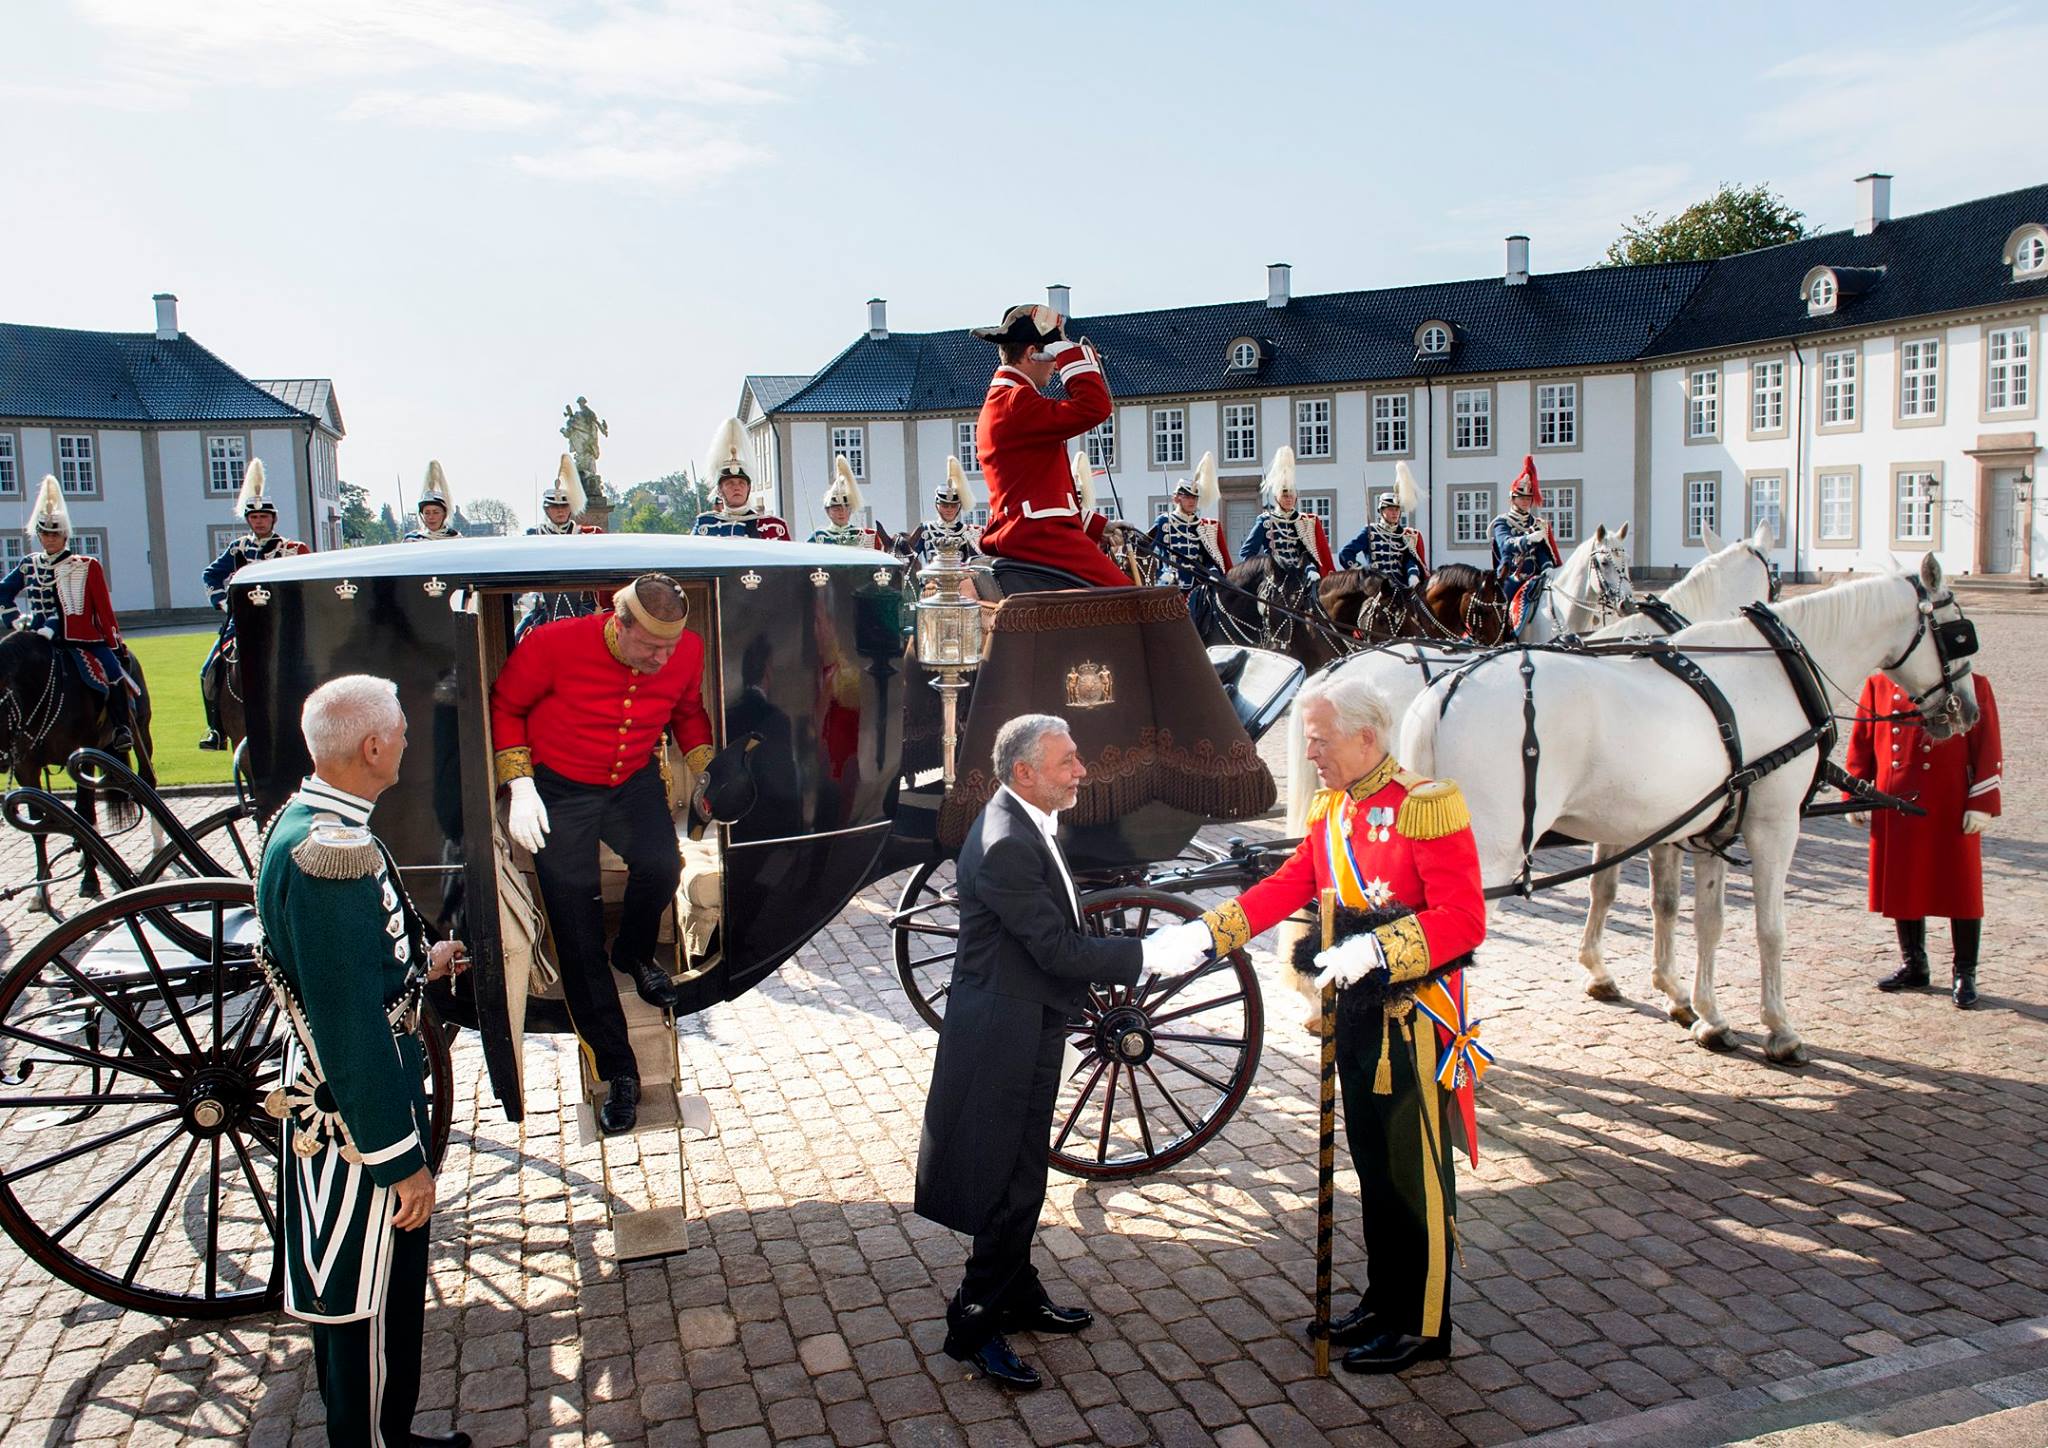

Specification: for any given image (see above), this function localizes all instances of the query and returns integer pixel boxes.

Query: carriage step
[572,1084,716,1145]
[609,1205,690,1261]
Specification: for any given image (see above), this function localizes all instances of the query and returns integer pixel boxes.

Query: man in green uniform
[256,673,470,1447]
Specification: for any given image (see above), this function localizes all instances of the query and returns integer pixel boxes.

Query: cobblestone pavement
[0,605,2042,1446]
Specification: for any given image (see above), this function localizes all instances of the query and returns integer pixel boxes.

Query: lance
[1313,886,1339,1377]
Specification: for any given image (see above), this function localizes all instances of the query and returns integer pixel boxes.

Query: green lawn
[129,630,235,787]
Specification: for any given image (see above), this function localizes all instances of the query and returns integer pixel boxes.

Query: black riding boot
[1877,918,1929,992]
[105,688,135,754]
[1951,918,1981,1009]
[198,657,226,749]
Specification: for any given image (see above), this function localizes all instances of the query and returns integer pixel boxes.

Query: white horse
[1400,557,1978,1064]
[1516,523,1635,642]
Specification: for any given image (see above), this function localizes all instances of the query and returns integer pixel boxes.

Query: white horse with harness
[1495,524,1636,643]
[1400,556,1979,1064]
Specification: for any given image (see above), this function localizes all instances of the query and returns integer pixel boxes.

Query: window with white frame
[70,530,106,569]
[753,434,772,485]
[963,505,990,529]
[0,536,23,569]
[1809,273,1837,314]
[1084,416,1116,470]
[1895,470,1937,542]
[1222,403,1258,464]
[1687,369,1718,438]
[1297,494,1333,527]
[1538,484,1579,544]
[1751,360,1785,433]
[830,426,865,479]
[1451,389,1491,451]
[955,419,980,473]
[1899,337,1940,418]
[1371,394,1409,455]
[2015,233,2046,277]
[0,435,15,497]
[1295,399,1332,459]
[1229,341,1258,370]
[1535,382,1577,448]
[1685,475,1719,542]
[1452,488,1492,545]
[1819,472,1857,542]
[1821,349,1858,425]
[57,434,95,494]
[207,523,244,558]
[206,435,246,496]
[1151,408,1186,467]
[1419,325,1450,355]
[1749,475,1785,543]
[1987,327,2031,412]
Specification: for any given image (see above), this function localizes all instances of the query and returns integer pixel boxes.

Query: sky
[4,0,2044,533]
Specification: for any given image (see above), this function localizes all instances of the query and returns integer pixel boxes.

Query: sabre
[1313,887,1339,1377]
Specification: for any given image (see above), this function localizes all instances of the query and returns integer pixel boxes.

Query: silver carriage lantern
[912,532,984,785]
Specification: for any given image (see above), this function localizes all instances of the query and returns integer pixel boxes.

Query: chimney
[867,297,888,340]
[1504,235,1530,286]
[1855,173,1892,237]
[1266,262,1291,309]
[152,292,179,341]
[1047,283,1071,317]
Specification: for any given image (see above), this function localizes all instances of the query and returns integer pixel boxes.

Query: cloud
[512,113,768,185]
[339,90,558,131]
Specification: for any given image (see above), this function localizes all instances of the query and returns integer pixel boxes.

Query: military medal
[1366,806,1395,842]
[292,1129,322,1159]
[263,1088,290,1120]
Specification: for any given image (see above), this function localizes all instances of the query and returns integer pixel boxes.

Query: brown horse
[1316,570,1455,645]
[1209,556,1350,670]
[1423,563,1513,645]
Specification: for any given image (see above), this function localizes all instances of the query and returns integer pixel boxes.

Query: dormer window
[1804,268,1838,316]
[2005,224,2048,281]
[1227,338,1261,371]
[1415,321,1453,356]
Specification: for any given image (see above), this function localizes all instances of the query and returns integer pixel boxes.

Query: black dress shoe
[627,960,680,1011]
[953,1334,1041,1390]
[599,1076,640,1135]
[1341,1331,1451,1374]
[1321,1301,1380,1347]
[410,1434,471,1447]
[1877,960,1930,992]
[1953,969,1979,1009]
[1000,1301,1093,1334]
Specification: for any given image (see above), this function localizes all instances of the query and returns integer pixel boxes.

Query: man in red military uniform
[490,574,716,1133]
[1195,672,1486,1374]
[1845,672,2002,1008]
[971,304,1131,588]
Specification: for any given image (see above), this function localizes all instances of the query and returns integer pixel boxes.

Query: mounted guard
[691,418,791,541]
[199,459,308,749]
[1240,445,1335,582]
[1149,451,1230,633]
[517,453,608,640]
[808,456,886,549]
[0,476,137,751]
[1340,461,1428,591]
[901,456,981,565]
[404,460,461,542]
[1491,455,1559,629]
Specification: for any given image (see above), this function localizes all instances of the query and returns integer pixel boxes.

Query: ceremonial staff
[1314,886,1339,1377]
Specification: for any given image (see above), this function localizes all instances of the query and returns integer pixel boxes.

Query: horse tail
[1284,693,1316,835]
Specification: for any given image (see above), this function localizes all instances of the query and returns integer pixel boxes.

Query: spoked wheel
[137,801,261,883]
[1053,888,1262,1180]
[0,879,455,1318]
[892,859,958,1032]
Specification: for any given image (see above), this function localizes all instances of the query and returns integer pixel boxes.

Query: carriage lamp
[913,533,984,786]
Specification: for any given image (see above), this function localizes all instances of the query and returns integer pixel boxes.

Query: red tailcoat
[1843,673,2002,920]
[976,344,1127,587]
[490,612,714,788]
[44,553,122,646]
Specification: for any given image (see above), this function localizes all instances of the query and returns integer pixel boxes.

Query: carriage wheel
[137,801,262,883]
[1052,888,1262,1180]
[892,859,958,1032]
[0,879,455,1318]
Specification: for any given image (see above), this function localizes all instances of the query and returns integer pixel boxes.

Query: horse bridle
[1879,576,1979,728]
[1738,541,1782,602]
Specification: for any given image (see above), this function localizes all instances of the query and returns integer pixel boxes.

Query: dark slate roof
[0,324,321,425]
[252,378,344,436]
[773,263,1713,413]
[1641,182,2048,358]
[740,374,811,414]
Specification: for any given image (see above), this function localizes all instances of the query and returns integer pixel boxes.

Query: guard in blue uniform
[901,457,982,565]
[1490,456,1559,628]
[517,454,605,640]
[0,476,137,750]
[404,461,462,542]
[1240,445,1336,583]
[1340,465,1429,590]
[1149,451,1230,634]
[692,418,792,541]
[807,456,886,549]
[199,459,308,748]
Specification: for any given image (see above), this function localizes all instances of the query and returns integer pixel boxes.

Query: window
[1687,369,1718,439]
[1751,360,1785,435]
[1222,403,1258,464]
[1986,327,2031,413]
[205,435,246,497]
[1535,382,1577,448]
[955,419,980,473]
[1821,349,1858,426]
[1538,483,1579,545]
[1451,488,1492,545]
[830,426,864,479]
[1297,494,1333,527]
[0,434,15,497]
[1451,389,1491,452]
[1419,325,1450,355]
[1818,471,1858,544]
[1748,474,1785,544]
[1295,399,1332,459]
[69,529,106,573]
[1151,408,1186,468]
[1685,473,1719,544]
[1898,337,1941,420]
[2013,230,2047,279]
[1894,470,1937,543]
[207,523,244,557]
[57,434,96,495]
[1084,416,1116,470]
[963,505,990,529]
[1371,394,1409,456]
[1809,273,1837,314]
[0,536,23,569]
[1229,341,1258,370]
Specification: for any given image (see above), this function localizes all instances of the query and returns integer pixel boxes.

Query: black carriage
[0,533,1304,1315]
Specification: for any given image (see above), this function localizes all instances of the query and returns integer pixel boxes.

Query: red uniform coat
[975,344,1128,587]
[48,553,122,646]
[1844,673,2002,920]
[490,612,714,788]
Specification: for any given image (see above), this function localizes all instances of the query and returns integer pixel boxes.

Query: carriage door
[1986,469,2024,574]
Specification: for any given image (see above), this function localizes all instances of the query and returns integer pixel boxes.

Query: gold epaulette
[1304,787,1344,825]
[495,746,534,784]
[1397,778,1470,840]
[292,821,381,880]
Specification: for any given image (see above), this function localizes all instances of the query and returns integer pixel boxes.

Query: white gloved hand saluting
[506,775,551,854]
[1140,919,1212,978]
[1962,810,1993,836]
[1312,932,1387,994]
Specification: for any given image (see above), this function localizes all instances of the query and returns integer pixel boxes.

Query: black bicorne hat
[970,303,1063,348]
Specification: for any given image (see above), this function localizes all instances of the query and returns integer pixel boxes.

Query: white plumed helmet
[824,455,864,514]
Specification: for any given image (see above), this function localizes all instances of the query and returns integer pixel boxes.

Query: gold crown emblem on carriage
[1066,661,1115,708]
[422,576,447,599]
[873,568,892,587]
[809,568,830,588]
[247,585,271,607]
[740,570,762,591]
[334,579,359,601]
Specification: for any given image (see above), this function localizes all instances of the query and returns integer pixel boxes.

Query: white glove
[1312,932,1387,994]
[1141,920,1212,977]
[36,625,54,640]
[1845,812,1870,829]
[1962,810,1992,836]
[506,775,551,853]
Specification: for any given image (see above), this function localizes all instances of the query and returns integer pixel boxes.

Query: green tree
[615,467,715,534]
[1603,183,1811,266]
[341,482,395,546]
[464,497,520,536]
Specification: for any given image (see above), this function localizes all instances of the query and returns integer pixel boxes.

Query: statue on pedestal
[560,396,610,505]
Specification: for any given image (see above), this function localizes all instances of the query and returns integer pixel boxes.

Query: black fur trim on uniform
[1288,904,1477,1025]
